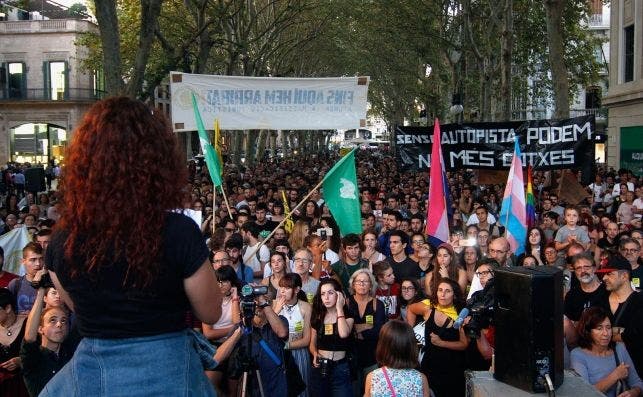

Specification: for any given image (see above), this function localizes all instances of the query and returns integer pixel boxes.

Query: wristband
[337,315,345,319]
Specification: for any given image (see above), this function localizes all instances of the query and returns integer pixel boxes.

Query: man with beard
[619,238,642,291]
[598,255,643,378]
[563,253,609,347]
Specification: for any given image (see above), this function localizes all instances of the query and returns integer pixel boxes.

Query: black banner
[396,115,595,179]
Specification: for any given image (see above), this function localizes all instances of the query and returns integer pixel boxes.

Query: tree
[543,0,569,118]
[92,0,163,97]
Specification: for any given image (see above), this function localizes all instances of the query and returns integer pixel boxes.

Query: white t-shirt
[466,213,497,226]
[633,198,643,220]
[612,182,635,196]
[243,242,270,274]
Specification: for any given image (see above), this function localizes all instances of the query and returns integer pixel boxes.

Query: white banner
[170,72,369,131]
[0,227,31,276]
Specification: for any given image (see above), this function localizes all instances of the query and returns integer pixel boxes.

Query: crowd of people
[0,96,641,396]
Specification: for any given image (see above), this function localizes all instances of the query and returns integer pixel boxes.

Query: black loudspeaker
[24,167,46,193]
[493,266,564,393]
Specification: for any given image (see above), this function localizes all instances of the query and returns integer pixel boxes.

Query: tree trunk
[499,0,513,121]
[94,0,124,96]
[543,0,570,119]
[125,0,163,98]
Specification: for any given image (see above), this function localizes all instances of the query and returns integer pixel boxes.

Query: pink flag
[498,138,527,255]
[425,119,449,246]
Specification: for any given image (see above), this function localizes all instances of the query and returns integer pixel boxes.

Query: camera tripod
[236,326,265,397]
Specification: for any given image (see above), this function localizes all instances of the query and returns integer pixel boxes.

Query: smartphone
[319,228,327,240]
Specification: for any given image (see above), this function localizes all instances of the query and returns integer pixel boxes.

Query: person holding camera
[309,278,355,397]
[464,260,497,371]
[231,287,289,397]
[20,269,73,397]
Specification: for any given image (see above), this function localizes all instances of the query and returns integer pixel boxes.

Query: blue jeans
[40,330,215,397]
[310,359,352,397]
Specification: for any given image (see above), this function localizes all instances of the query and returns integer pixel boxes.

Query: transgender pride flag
[425,119,449,246]
[499,138,527,256]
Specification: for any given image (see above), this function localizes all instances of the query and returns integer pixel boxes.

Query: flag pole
[218,185,234,220]
[212,189,217,236]
[243,177,326,262]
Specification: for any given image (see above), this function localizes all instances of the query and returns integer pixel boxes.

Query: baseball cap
[596,254,632,274]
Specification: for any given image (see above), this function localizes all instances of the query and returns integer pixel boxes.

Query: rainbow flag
[526,165,536,228]
[425,119,449,246]
[499,138,527,256]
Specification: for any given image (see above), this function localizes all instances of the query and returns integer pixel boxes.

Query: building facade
[0,3,102,166]
[603,0,643,174]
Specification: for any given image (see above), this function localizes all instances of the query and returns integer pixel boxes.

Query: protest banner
[395,115,595,184]
[170,72,369,131]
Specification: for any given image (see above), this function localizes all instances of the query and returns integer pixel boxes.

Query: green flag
[191,93,223,187]
[322,149,362,235]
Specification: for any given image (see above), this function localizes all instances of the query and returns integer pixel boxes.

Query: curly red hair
[57,97,188,287]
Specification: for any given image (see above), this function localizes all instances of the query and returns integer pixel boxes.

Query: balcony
[0,88,106,102]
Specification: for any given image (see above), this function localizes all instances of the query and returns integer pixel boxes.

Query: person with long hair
[304,200,322,230]
[364,320,430,396]
[347,269,387,395]
[571,306,642,397]
[261,251,288,300]
[461,245,482,287]
[273,273,312,397]
[289,220,310,252]
[361,229,385,268]
[425,243,467,297]
[517,227,547,266]
[421,278,469,397]
[203,266,241,396]
[0,288,28,396]
[309,278,354,397]
[399,278,426,324]
[42,97,222,396]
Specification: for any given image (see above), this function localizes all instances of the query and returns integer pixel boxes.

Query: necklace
[0,317,17,337]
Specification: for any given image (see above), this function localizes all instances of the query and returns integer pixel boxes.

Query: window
[624,25,634,82]
[43,61,68,100]
[0,62,27,99]
[585,86,601,109]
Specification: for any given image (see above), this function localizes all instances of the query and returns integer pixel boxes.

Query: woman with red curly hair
[41,97,221,396]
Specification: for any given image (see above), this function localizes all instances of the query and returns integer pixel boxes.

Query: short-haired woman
[364,320,430,396]
[571,306,642,397]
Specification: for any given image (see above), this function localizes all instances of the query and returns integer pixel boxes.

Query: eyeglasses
[293,257,311,264]
[488,248,506,254]
[354,280,370,285]
[412,240,425,244]
[475,270,493,277]
[401,286,416,292]
[621,248,640,254]
[574,265,593,272]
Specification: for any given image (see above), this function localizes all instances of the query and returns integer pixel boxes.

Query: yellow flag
[282,191,294,233]
[213,119,224,168]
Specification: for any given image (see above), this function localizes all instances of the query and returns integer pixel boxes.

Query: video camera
[464,278,494,339]
[239,284,269,329]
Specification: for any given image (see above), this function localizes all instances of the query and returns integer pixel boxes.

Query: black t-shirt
[46,212,208,338]
[388,256,422,281]
[611,291,643,377]
[563,282,610,321]
[597,237,618,254]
